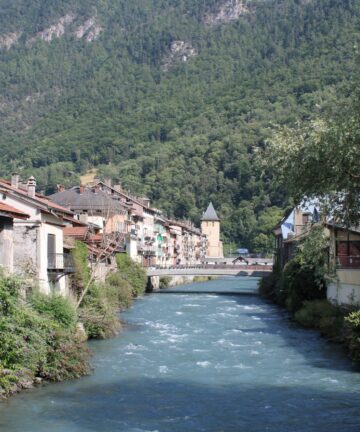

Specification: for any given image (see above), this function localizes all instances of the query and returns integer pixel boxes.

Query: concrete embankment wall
[146,275,203,292]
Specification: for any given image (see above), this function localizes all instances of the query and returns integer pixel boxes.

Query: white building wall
[1,195,68,295]
[327,270,360,306]
[41,217,66,295]
[0,219,14,272]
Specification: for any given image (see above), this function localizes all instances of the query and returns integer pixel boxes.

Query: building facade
[0,175,75,295]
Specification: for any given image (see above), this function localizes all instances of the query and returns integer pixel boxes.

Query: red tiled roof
[63,226,89,238]
[0,202,29,219]
[88,234,103,243]
[0,179,73,215]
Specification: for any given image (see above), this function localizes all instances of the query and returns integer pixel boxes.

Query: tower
[201,202,223,258]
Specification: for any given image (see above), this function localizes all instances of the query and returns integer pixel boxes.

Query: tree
[262,83,360,225]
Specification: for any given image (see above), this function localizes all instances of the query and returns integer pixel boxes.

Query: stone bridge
[146,265,272,278]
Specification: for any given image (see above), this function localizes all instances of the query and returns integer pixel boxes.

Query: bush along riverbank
[78,255,147,339]
[259,264,360,366]
[0,249,148,399]
[0,274,91,399]
[259,228,360,363]
[73,242,147,340]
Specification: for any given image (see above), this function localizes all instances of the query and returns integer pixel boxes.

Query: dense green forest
[0,0,359,251]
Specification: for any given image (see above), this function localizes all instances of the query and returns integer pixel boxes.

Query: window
[47,234,56,255]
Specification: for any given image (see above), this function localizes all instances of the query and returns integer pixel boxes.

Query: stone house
[0,175,75,295]
[0,202,29,273]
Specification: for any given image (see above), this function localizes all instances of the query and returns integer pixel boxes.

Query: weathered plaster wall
[327,270,360,306]
[0,218,14,272]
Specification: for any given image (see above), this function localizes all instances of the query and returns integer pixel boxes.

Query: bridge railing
[148,264,273,271]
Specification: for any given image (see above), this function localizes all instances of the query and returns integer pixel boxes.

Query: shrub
[281,256,326,313]
[79,283,121,339]
[71,240,90,297]
[294,300,339,328]
[345,310,360,363]
[29,292,77,328]
[40,330,91,381]
[116,254,147,297]
[258,271,279,301]
[159,276,171,289]
[0,274,90,398]
[106,272,133,309]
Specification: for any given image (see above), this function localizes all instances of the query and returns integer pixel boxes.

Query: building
[49,185,130,236]
[274,202,360,306]
[327,223,360,306]
[201,202,223,258]
[273,203,320,269]
[0,202,29,273]
[0,174,75,295]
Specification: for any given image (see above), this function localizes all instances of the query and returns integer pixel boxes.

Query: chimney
[104,178,112,188]
[93,184,100,193]
[57,184,65,193]
[11,173,20,189]
[79,213,88,224]
[27,176,36,198]
[142,197,150,208]
[79,185,85,194]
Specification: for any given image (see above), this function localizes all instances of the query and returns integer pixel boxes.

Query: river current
[1,277,360,431]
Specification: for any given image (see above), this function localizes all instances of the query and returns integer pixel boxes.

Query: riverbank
[0,274,91,399]
[259,273,360,364]
[0,254,148,399]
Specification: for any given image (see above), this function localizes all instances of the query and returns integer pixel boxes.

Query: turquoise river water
[0,277,360,431]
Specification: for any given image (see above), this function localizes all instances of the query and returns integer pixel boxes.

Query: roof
[201,202,220,221]
[49,186,128,215]
[274,199,321,240]
[326,222,360,235]
[94,181,161,215]
[0,202,29,220]
[63,215,88,226]
[63,226,89,239]
[0,179,73,216]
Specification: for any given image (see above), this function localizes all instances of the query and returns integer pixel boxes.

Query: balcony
[48,253,75,273]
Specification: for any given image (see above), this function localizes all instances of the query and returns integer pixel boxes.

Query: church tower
[201,202,224,258]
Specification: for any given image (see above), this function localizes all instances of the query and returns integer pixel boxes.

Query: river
[0,277,360,431]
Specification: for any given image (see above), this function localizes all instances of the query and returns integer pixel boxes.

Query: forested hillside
[0,0,359,251]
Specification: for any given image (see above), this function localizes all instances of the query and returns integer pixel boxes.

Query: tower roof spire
[201,202,220,221]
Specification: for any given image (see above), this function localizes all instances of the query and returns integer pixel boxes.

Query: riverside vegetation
[0,246,147,399]
[258,204,360,362]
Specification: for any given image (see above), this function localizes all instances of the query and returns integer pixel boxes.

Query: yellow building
[201,202,223,258]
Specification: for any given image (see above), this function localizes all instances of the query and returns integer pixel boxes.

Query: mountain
[0,0,359,251]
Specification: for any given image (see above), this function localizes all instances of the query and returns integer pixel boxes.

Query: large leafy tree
[262,81,360,224]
